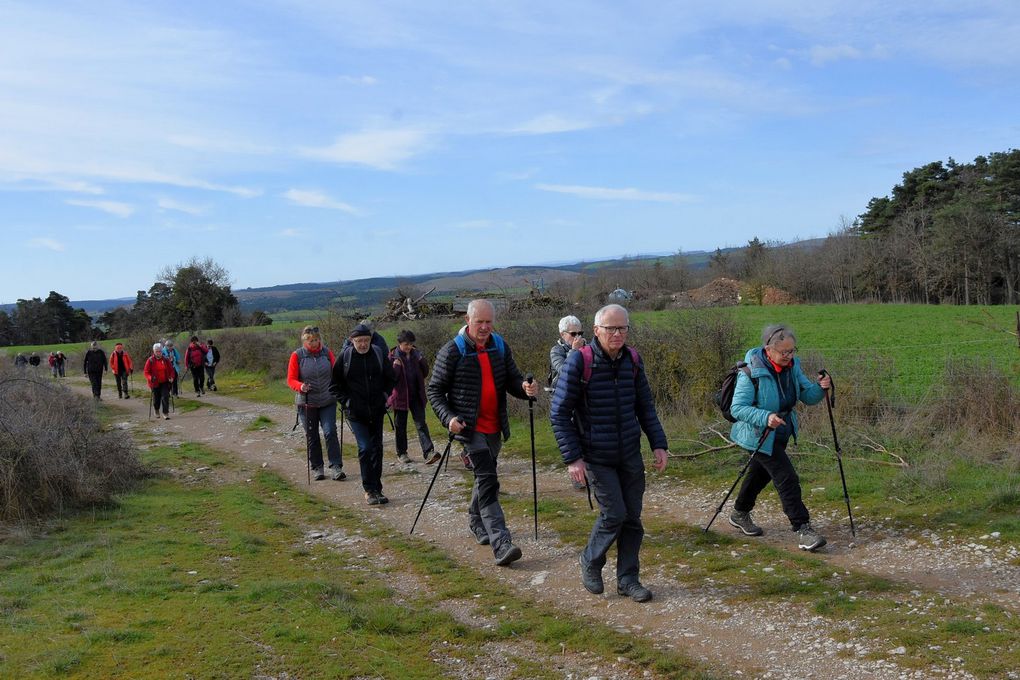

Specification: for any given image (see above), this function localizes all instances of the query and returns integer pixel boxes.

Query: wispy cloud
[65,198,135,217]
[27,237,65,251]
[283,189,360,214]
[301,129,431,170]
[535,183,697,203]
[279,228,301,238]
[157,197,205,215]
[509,114,595,135]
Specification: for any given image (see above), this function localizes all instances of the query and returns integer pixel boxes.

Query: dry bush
[917,358,1020,440]
[213,328,292,379]
[0,367,146,521]
[392,318,460,363]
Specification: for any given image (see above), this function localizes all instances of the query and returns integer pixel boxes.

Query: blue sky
[2,1,1018,302]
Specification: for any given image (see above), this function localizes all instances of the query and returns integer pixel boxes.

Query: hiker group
[285,299,838,602]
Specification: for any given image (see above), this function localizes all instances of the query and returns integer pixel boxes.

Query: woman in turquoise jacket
[728,324,831,551]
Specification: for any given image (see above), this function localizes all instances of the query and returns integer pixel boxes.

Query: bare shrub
[917,358,1020,439]
[213,329,292,379]
[395,318,460,363]
[630,310,742,417]
[0,366,147,521]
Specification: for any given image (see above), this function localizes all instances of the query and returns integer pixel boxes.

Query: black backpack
[714,361,758,422]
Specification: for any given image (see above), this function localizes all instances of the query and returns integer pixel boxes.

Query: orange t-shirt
[475,350,500,434]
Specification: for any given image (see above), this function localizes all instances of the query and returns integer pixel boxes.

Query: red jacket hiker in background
[144,343,175,419]
[185,336,209,397]
[110,343,134,399]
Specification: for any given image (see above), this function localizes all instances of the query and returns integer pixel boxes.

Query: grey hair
[762,324,796,347]
[558,315,582,333]
[594,304,629,327]
[466,299,495,319]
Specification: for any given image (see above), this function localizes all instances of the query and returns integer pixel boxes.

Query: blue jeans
[465,431,511,554]
[304,402,343,471]
[583,453,646,586]
[348,415,385,493]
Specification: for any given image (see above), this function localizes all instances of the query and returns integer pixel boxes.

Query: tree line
[1,258,271,346]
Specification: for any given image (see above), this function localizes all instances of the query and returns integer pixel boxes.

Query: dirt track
[79,382,1018,679]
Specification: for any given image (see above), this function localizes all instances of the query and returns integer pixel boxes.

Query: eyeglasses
[565,331,584,337]
[597,325,630,335]
[770,346,797,357]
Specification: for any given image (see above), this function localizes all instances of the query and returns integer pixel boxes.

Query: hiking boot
[312,467,325,481]
[376,492,389,504]
[396,453,413,465]
[365,491,381,505]
[579,553,604,594]
[617,581,652,603]
[494,542,522,567]
[124,394,130,399]
[728,510,764,536]
[329,465,346,481]
[163,414,171,420]
[424,450,442,465]
[470,525,490,545]
[797,523,827,552]
[196,392,201,398]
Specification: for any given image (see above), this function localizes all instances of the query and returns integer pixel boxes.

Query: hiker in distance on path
[109,342,134,399]
[83,341,107,400]
[14,353,28,369]
[185,336,208,397]
[55,351,66,377]
[48,352,58,378]
[728,324,831,551]
[286,326,345,482]
[427,299,541,567]
[29,352,41,372]
[332,323,397,506]
[550,304,669,603]
[143,342,175,420]
[388,330,437,465]
[162,339,182,397]
[548,314,588,491]
[204,338,220,391]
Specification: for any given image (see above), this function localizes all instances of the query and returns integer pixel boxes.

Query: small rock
[889,646,906,655]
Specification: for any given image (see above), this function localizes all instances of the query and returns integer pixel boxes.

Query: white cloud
[535,183,697,203]
[27,237,66,251]
[283,189,360,214]
[279,228,301,237]
[301,129,431,170]
[337,75,379,85]
[509,114,595,135]
[157,197,205,215]
[65,198,135,217]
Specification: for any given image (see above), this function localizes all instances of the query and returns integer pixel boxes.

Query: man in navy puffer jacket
[550,304,669,602]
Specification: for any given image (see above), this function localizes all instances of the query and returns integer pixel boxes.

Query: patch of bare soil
[80,382,1017,679]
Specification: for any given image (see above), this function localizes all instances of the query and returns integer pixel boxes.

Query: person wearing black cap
[332,323,397,505]
[83,341,107,400]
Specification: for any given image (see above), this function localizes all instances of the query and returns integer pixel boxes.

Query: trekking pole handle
[818,369,835,407]
[525,373,535,401]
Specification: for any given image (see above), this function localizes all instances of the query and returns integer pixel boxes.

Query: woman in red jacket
[144,343,176,420]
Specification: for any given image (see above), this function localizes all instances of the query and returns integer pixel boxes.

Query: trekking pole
[704,425,773,532]
[305,403,311,486]
[386,409,395,432]
[820,370,856,538]
[584,473,594,510]
[410,432,455,535]
[526,373,539,540]
[148,389,153,420]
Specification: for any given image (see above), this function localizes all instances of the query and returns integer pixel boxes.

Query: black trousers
[584,453,646,585]
[394,401,434,457]
[191,365,206,394]
[733,428,809,529]
[151,383,171,415]
[115,372,129,397]
[87,370,103,398]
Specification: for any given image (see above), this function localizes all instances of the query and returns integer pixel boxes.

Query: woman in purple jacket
[387,330,437,464]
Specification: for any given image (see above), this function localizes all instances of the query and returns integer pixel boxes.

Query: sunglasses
[566,331,584,337]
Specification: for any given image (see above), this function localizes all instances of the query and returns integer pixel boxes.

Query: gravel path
[89,384,1017,679]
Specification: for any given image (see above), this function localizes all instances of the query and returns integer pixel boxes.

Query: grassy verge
[0,441,711,679]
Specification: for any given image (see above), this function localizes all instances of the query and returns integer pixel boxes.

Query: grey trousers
[583,453,646,585]
[465,431,511,554]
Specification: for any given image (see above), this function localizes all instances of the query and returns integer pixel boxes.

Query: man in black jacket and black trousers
[332,324,397,506]
[549,304,669,602]
[427,299,540,567]
[83,341,108,400]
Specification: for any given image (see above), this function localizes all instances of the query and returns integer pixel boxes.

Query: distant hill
[4,242,823,317]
